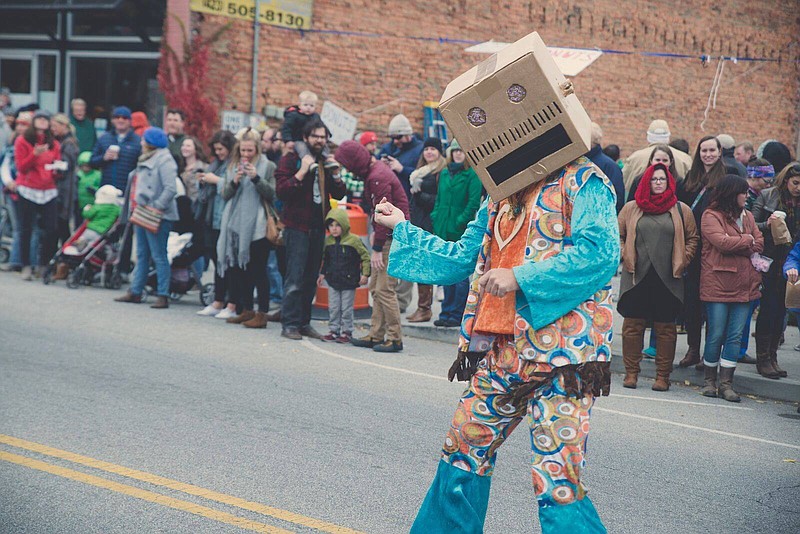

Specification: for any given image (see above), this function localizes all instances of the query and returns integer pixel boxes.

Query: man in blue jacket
[90,106,141,192]
[376,114,422,202]
[586,122,625,213]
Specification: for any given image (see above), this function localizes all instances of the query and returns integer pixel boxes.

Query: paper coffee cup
[109,145,120,154]
[773,210,786,219]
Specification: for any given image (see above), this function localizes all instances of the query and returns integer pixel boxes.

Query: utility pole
[251,0,260,114]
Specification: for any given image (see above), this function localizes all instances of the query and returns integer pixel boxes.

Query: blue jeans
[281,227,324,329]
[440,278,470,322]
[739,300,759,355]
[131,220,172,297]
[704,302,751,366]
[8,196,41,266]
[267,249,283,302]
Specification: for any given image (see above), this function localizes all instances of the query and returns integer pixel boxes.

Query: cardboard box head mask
[439,32,592,200]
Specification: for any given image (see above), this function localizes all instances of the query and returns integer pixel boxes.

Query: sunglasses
[112,115,129,119]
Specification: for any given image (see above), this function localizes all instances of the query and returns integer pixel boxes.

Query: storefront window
[71,0,165,38]
[0,11,58,36]
[71,56,158,119]
[0,59,32,94]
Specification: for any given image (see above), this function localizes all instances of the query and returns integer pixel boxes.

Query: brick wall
[182,0,800,158]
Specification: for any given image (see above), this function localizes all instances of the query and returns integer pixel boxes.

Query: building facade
[177,0,799,155]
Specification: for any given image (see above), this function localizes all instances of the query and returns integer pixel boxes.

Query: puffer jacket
[699,208,763,303]
[320,207,370,290]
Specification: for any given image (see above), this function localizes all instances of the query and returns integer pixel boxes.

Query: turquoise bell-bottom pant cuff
[410,460,607,534]
[538,496,607,534]
[410,459,491,534]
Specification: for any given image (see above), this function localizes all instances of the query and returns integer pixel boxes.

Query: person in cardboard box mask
[374,32,619,533]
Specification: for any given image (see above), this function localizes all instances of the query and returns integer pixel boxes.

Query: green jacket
[77,151,101,210]
[322,208,371,290]
[430,165,483,241]
[83,202,121,235]
[70,115,97,154]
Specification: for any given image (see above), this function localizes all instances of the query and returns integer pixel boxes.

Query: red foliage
[157,17,227,145]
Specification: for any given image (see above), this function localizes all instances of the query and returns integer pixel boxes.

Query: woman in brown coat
[700,175,764,402]
[618,163,698,391]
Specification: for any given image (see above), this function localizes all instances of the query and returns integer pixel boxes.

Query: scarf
[634,163,677,214]
[409,157,445,194]
[216,156,266,276]
[447,161,465,175]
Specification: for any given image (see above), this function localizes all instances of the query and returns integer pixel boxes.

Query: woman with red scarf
[618,163,699,390]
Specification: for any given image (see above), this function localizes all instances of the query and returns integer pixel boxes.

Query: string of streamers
[700,58,726,132]
[281,27,800,64]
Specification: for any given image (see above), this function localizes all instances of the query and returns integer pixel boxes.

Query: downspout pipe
[251,1,260,114]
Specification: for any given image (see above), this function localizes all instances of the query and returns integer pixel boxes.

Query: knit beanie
[387,114,413,136]
[646,119,670,144]
[143,126,168,149]
[334,140,372,178]
[446,139,462,158]
[95,184,123,205]
[423,137,444,155]
[77,151,92,166]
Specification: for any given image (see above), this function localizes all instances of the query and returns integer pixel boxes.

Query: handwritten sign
[320,101,358,146]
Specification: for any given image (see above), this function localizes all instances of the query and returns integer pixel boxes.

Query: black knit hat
[423,137,443,155]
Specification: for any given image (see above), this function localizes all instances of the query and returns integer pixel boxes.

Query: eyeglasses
[391,135,404,141]
[650,177,667,183]
[112,115,128,120]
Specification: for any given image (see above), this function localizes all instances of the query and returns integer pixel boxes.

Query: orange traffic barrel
[314,202,371,311]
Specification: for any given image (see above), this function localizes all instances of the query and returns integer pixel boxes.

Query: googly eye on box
[438,31,592,201]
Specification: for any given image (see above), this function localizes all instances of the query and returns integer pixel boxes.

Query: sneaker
[20,266,32,281]
[794,344,800,352]
[642,347,657,359]
[373,340,403,353]
[215,307,237,320]
[281,327,303,340]
[321,332,339,342]
[351,335,382,348]
[336,333,352,344]
[63,245,80,255]
[434,318,460,328]
[197,304,222,317]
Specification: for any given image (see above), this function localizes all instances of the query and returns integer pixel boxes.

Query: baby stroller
[140,185,215,305]
[42,218,124,289]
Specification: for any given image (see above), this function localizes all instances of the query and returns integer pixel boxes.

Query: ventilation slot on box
[466,102,564,165]
[486,124,570,186]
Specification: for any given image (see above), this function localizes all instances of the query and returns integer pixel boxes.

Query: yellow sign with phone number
[190,0,313,30]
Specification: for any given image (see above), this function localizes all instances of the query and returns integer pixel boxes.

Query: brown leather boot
[767,331,788,378]
[227,310,255,324]
[755,333,780,378]
[718,366,741,402]
[622,318,647,389]
[265,310,282,322]
[242,311,268,329]
[701,364,718,397]
[407,284,433,322]
[52,262,70,281]
[678,345,701,368]
[652,322,677,391]
[150,296,169,309]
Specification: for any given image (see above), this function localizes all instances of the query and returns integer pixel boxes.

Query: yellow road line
[0,450,292,534]
[0,434,363,534]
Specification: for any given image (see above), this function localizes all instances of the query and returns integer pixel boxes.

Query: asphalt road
[1,273,799,533]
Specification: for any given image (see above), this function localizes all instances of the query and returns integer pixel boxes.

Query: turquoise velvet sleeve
[387,200,488,285]
[513,176,620,330]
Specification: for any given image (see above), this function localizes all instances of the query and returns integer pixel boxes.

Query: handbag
[129,204,163,233]
[265,202,284,246]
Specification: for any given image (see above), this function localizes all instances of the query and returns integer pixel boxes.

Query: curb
[354,320,800,404]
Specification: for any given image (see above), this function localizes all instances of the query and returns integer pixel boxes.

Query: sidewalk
[347,277,800,403]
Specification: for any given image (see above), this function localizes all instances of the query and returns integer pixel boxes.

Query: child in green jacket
[76,151,101,215]
[64,184,121,255]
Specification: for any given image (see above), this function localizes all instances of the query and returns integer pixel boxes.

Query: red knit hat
[359,131,378,146]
